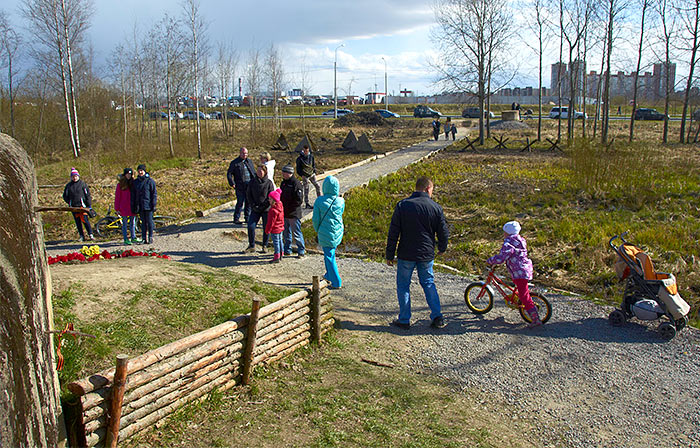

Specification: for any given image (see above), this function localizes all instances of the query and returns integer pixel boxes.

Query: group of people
[431,117,457,141]
[227,145,344,288]
[62,164,157,244]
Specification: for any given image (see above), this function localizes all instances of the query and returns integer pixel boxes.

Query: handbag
[315,197,337,244]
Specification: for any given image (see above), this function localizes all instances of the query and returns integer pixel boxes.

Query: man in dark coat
[227,147,255,224]
[386,176,449,330]
[245,165,274,253]
[295,144,321,209]
[431,118,441,141]
[132,163,157,244]
[63,167,94,241]
[279,164,305,257]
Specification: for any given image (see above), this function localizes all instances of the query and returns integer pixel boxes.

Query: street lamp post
[381,57,388,111]
[334,44,344,119]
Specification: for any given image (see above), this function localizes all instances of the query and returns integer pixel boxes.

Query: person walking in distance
[296,144,321,209]
[431,117,441,141]
[312,176,345,289]
[444,117,452,140]
[280,164,306,258]
[63,167,94,241]
[386,176,449,329]
[244,165,274,253]
[227,147,255,225]
[132,164,157,245]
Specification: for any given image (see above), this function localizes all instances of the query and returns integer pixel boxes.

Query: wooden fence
[63,276,333,447]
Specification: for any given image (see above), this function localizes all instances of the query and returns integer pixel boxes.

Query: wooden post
[105,354,129,448]
[311,276,321,344]
[242,299,261,385]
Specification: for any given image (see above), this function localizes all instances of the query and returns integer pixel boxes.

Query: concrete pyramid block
[356,133,375,153]
[294,134,316,153]
[341,130,358,150]
[273,133,290,151]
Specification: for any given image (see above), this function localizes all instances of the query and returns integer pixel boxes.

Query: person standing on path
[245,165,274,253]
[63,167,94,241]
[265,189,285,263]
[296,144,321,209]
[227,147,255,225]
[444,117,452,140]
[450,122,457,141]
[260,151,276,188]
[114,167,138,245]
[312,176,345,289]
[386,176,449,329]
[132,164,157,245]
[280,164,305,257]
[431,117,441,141]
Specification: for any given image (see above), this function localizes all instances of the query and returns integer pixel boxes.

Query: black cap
[282,164,294,174]
[137,164,147,172]
[123,167,133,175]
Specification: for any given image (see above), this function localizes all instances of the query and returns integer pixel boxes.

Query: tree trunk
[680,3,699,143]
[0,133,62,447]
[61,0,81,157]
[602,1,614,144]
[630,0,648,142]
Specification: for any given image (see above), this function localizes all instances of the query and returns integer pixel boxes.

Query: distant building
[365,92,386,104]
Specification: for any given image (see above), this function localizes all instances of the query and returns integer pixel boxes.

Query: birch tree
[266,43,285,136]
[183,0,206,159]
[630,0,651,142]
[655,0,676,143]
[601,0,627,144]
[157,14,186,156]
[246,48,262,143]
[21,0,93,157]
[677,0,700,143]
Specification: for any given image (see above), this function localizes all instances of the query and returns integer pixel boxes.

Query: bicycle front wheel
[95,216,121,238]
[519,293,552,324]
[465,282,494,314]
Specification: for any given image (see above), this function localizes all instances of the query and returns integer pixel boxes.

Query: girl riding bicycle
[487,221,542,328]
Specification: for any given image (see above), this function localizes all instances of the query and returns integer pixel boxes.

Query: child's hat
[268,188,282,202]
[503,221,521,235]
[70,167,79,177]
[137,164,147,172]
[281,164,294,174]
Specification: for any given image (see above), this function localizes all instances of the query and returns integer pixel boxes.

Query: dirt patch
[50,258,209,322]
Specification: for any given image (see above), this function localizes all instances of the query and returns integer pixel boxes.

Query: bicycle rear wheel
[464,282,494,314]
[95,216,121,238]
[519,293,552,324]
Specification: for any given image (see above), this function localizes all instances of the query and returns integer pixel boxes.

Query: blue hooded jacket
[312,176,345,248]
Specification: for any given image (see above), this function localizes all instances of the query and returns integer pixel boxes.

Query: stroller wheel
[609,309,626,327]
[675,316,689,332]
[658,322,677,340]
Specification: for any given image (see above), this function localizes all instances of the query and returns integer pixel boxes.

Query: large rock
[0,133,62,447]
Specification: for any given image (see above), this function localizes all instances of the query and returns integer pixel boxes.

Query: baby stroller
[608,233,691,340]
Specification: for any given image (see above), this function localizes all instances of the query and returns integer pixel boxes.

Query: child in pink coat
[265,189,285,263]
[487,220,542,327]
[114,168,138,245]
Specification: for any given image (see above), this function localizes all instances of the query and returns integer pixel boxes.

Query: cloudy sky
[4,0,554,97]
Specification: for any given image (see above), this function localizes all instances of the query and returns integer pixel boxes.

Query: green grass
[52,266,297,394]
[124,331,530,448]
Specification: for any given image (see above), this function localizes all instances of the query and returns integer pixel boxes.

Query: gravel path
[46,134,700,447]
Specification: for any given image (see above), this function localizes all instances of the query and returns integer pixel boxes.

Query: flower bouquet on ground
[49,245,170,265]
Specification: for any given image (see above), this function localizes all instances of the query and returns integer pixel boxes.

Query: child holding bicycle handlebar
[487,221,542,327]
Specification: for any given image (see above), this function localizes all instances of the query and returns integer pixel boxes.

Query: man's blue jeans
[234,186,249,222]
[283,218,305,255]
[396,259,442,324]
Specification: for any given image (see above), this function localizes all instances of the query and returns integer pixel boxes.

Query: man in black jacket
[227,147,256,224]
[132,164,157,244]
[386,176,449,329]
[280,164,305,257]
[295,144,321,209]
[245,165,274,253]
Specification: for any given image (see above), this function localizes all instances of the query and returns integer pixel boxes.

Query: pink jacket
[114,184,135,216]
[487,234,533,280]
[265,201,284,234]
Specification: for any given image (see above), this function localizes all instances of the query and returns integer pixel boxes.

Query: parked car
[375,109,400,118]
[549,106,586,119]
[182,110,208,120]
[227,110,247,119]
[322,108,353,116]
[413,105,443,118]
[315,97,331,106]
[149,111,168,120]
[461,107,495,119]
[634,108,667,121]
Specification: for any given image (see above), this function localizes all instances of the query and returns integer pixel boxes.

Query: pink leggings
[514,278,536,311]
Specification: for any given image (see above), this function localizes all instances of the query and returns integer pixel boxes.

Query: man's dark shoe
[431,316,446,329]
[244,245,256,253]
[305,204,313,209]
[390,320,410,330]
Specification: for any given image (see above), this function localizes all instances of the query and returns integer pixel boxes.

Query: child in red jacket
[265,189,285,263]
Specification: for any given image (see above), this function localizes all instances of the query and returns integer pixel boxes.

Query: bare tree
[157,14,186,156]
[266,43,285,136]
[0,12,21,136]
[21,0,93,157]
[245,47,262,143]
[214,41,237,138]
[525,0,553,140]
[601,0,627,144]
[110,43,130,153]
[297,53,314,131]
[677,0,700,143]
[432,0,513,145]
[655,0,676,143]
[183,0,206,159]
[630,0,651,141]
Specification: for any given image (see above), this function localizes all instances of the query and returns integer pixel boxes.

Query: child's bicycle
[464,265,552,324]
[94,206,176,238]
